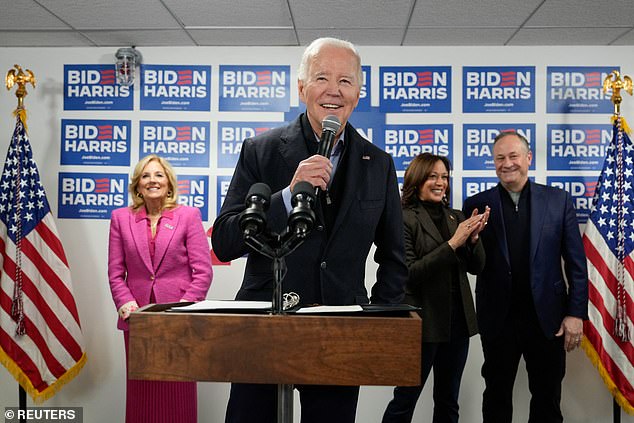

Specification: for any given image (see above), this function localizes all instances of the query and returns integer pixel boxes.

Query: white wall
[1,45,633,422]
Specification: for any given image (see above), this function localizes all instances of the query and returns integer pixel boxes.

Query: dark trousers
[225,383,360,423]
[382,337,469,423]
[481,316,566,423]
[383,300,470,423]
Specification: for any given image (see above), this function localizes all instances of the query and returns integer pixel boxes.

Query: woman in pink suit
[108,154,212,423]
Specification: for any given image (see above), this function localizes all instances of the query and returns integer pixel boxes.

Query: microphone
[288,181,316,237]
[316,115,342,159]
[239,183,271,237]
[315,115,342,196]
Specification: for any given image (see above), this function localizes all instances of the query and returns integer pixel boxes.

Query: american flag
[583,117,634,413]
[0,115,86,402]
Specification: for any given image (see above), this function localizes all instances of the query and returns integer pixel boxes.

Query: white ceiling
[1,0,633,47]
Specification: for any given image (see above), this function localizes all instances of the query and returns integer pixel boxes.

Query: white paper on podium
[295,305,363,314]
[169,300,272,312]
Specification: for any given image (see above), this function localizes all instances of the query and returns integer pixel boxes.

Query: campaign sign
[177,175,209,221]
[462,177,500,203]
[217,121,284,169]
[548,176,598,224]
[546,66,615,114]
[463,66,535,113]
[61,119,131,166]
[58,172,127,219]
[348,107,386,144]
[216,175,233,218]
[377,124,453,172]
[141,64,211,111]
[357,66,372,112]
[219,65,290,112]
[139,121,210,167]
[462,123,536,171]
[64,65,132,110]
[547,123,612,171]
[379,66,451,113]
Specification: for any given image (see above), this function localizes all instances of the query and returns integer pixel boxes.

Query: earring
[167,190,173,198]
[136,192,143,198]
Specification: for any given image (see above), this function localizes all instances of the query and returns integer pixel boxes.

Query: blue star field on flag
[588,124,634,257]
[0,117,51,244]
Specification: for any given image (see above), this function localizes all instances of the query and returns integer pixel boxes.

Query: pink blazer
[108,205,213,330]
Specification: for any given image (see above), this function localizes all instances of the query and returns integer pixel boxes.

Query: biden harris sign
[463,66,535,113]
[546,66,615,114]
[64,65,132,110]
[379,66,451,113]
[219,65,290,112]
[141,65,211,111]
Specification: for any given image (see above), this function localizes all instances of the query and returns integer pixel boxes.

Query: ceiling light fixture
[115,47,143,87]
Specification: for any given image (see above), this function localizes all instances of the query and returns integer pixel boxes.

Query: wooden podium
[128,304,421,387]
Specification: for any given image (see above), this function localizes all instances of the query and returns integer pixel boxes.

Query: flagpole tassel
[612,115,630,343]
[9,115,27,336]
[9,290,26,336]
[615,307,631,342]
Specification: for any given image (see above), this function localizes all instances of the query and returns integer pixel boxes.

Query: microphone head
[322,115,341,134]
[289,181,316,235]
[291,181,315,202]
[240,182,271,237]
[245,182,271,209]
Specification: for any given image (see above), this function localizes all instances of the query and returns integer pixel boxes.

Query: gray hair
[297,37,362,86]
[493,130,531,153]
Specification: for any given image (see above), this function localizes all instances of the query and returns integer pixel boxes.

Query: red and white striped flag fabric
[0,114,86,403]
[583,116,634,413]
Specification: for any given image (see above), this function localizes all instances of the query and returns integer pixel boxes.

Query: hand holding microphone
[290,115,341,193]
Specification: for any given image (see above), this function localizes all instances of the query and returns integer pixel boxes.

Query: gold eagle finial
[603,70,632,115]
[5,64,36,110]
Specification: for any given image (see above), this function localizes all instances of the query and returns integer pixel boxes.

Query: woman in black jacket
[383,153,489,423]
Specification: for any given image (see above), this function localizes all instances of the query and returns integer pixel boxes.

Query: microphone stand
[243,228,309,423]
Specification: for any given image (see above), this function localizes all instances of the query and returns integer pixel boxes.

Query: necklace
[149,214,160,236]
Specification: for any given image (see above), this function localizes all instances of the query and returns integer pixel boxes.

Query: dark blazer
[212,114,408,305]
[403,202,485,342]
[463,182,588,341]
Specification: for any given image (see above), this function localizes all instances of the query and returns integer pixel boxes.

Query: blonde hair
[128,154,179,211]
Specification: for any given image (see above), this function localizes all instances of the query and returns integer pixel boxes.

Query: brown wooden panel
[128,309,421,386]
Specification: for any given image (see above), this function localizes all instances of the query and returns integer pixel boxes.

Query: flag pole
[602,69,633,423]
[5,64,36,420]
[19,385,26,423]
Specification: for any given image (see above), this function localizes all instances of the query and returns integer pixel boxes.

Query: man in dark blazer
[212,37,408,423]
[463,131,588,423]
